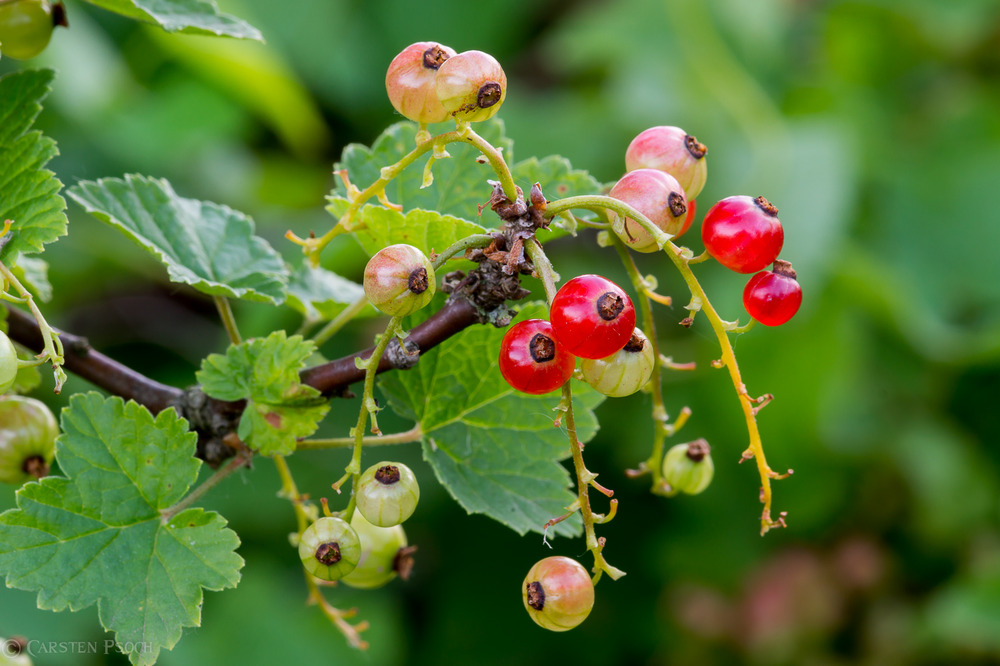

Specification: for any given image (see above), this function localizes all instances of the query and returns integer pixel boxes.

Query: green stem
[161,449,251,523]
[297,424,422,450]
[432,233,495,270]
[214,296,242,345]
[0,260,66,392]
[460,126,517,201]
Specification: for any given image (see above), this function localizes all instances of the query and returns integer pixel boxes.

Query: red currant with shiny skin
[701,195,784,274]
[499,319,575,395]
[522,556,595,632]
[550,275,636,359]
[743,259,802,326]
[625,125,708,200]
[609,168,689,250]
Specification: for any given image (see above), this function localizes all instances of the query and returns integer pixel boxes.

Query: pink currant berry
[609,168,689,250]
[356,462,420,527]
[499,319,576,395]
[662,439,714,496]
[625,125,708,200]
[522,556,595,632]
[342,511,412,589]
[743,259,802,326]
[385,41,457,124]
[434,50,507,123]
[363,244,436,316]
[298,516,361,581]
[701,195,784,273]
[550,275,636,359]
[579,328,655,397]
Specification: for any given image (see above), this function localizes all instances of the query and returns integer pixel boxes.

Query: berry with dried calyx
[435,50,507,123]
[363,244,436,316]
[342,511,412,589]
[522,556,594,631]
[743,259,802,326]
[550,274,636,359]
[625,125,708,199]
[662,439,714,495]
[0,0,59,61]
[0,396,58,485]
[356,461,420,527]
[701,195,784,274]
[580,328,655,397]
[499,319,576,395]
[298,516,361,581]
[385,41,457,124]
[609,168,690,249]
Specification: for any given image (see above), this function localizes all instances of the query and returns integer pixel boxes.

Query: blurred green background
[2,0,1000,663]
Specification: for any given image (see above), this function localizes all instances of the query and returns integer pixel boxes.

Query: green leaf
[196,331,329,455]
[82,0,263,40]
[285,262,375,322]
[0,69,68,261]
[510,155,604,241]
[0,394,243,666]
[67,174,289,304]
[378,303,605,538]
[327,198,487,259]
[331,120,513,224]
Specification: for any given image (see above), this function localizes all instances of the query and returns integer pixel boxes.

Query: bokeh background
[2,0,999,663]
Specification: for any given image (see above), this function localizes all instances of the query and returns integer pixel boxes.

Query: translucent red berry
[625,125,708,199]
[385,41,457,124]
[743,259,802,326]
[298,516,361,581]
[701,195,784,273]
[522,556,595,632]
[499,319,575,395]
[363,243,436,316]
[609,168,689,250]
[550,275,636,359]
[662,439,714,496]
[580,328,655,397]
[0,396,58,485]
[434,50,506,123]
[356,461,420,527]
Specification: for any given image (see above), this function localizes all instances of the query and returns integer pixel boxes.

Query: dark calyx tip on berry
[22,454,49,479]
[684,134,707,159]
[375,464,402,485]
[529,333,557,363]
[408,266,430,294]
[423,45,450,70]
[754,196,779,217]
[53,2,69,28]
[526,581,546,610]
[315,541,342,566]
[623,332,646,353]
[477,82,503,109]
[596,292,625,322]
[668,192,687,218]
[685,438,711,462]
[394,545,418,580]
[772,259,797,280]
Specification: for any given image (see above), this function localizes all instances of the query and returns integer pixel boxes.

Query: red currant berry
[356,461,420,527]
[0,331,19,395]
[342,511,411,590]
[0,0,58,61]
[298,516,361,581]
[434,50,506,123]
[625,126,708,199]
[701,195,784,273]
[550,275,636,359]
[522,556,594,632]
[743,259,802,326]
[662,439,714,496]
[580,328,654,397]
[0,396,58,485]
[385,41,457,124]
[609,168,689,250]
[363,244,436,316]
[499,319,575,395]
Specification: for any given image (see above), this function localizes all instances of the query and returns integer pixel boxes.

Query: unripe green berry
[363,244,436,316]
[342,511,410,589]
[356,461,419,527]
[434,50,507,123]
[0,331,19,395]
[385,41,457,124]
[522,556,594,632]
[0,0,56,61]
[0,396,58,485]
[662,439,714,495]
[579,328,655,397]
[297,516,361,581]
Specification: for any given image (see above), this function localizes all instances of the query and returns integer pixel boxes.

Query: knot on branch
[172,387,244,468]
[471,181,550,276]
[442,263,530,327]
[384,336,420,369]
